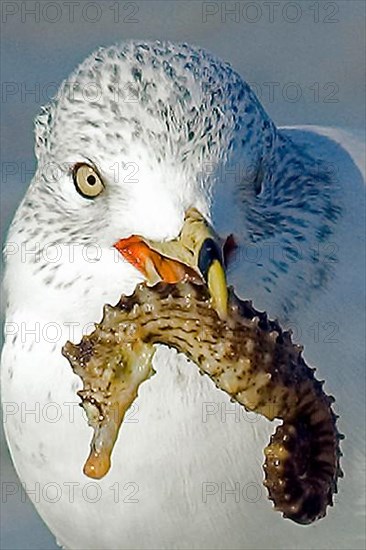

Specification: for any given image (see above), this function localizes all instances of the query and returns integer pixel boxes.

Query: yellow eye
[73,163,104,198]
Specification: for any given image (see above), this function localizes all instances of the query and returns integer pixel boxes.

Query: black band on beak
[198,238,223,281]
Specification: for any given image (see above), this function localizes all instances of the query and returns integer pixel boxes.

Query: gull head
[4,40,339,320]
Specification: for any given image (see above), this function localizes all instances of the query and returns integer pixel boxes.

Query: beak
[114,208,229,320]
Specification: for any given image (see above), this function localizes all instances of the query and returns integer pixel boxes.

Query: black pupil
[87,174,96,186]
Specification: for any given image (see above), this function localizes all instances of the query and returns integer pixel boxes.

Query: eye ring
[73,163,104,199]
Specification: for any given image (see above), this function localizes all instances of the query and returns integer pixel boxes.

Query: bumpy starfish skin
[62,281,342,525]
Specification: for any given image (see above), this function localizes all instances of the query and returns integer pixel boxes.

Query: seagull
[1,40,365,549]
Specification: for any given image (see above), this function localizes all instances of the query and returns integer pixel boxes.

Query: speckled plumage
[1,41,365,549]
